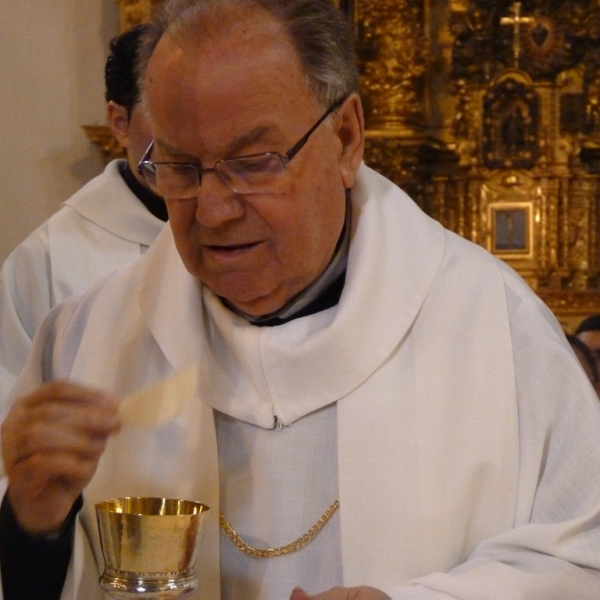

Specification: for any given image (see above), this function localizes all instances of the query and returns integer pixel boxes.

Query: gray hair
[136,0,358,109]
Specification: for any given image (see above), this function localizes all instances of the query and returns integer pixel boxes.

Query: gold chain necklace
[219,499,340,558]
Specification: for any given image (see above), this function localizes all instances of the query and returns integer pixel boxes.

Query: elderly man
[0,24,166,406]
[2,1,600,599]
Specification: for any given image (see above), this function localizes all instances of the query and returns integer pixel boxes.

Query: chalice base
[99,566,198,599]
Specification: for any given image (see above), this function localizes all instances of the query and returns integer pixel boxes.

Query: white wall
[0,0,119,264]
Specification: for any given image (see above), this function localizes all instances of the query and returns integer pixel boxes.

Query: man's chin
[204,273,306,317]
[226,293,287,317]
[218,284,291,317]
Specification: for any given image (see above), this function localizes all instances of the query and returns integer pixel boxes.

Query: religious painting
[489,203,533,258]
[482,75,540,170]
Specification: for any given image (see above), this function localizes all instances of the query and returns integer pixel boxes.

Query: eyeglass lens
[139,96,346,197]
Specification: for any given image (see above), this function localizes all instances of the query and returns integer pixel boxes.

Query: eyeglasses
[138,95,348,198]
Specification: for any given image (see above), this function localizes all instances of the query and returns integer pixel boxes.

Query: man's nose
[194,170,245,228]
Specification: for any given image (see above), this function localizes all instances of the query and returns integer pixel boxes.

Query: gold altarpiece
[352,0,600,331]
[91,0,600,331]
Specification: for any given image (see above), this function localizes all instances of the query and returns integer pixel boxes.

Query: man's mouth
[206,242,259,252]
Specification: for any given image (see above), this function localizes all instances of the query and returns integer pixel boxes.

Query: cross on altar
[500,2,534,68]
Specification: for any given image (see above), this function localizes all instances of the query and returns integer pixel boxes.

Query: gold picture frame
[488,202,533,259]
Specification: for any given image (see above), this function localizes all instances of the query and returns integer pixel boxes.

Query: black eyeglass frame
[137,94,349,195]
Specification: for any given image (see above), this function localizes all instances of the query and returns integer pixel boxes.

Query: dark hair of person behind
[566,333,599,384]
[574,314,600,336]
[105,24,150,116]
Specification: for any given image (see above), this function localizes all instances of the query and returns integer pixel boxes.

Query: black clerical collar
[224,192,351,327]
[119,161,168,222]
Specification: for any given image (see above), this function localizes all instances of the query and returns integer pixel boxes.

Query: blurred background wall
[0,0,119,264]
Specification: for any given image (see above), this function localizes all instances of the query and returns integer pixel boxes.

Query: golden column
[356,0,427,131]
[354,0,444,195]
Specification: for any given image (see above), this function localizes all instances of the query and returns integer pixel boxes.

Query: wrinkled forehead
[142,12,318,156]
[166,2,281,45]
[145,8,311,105]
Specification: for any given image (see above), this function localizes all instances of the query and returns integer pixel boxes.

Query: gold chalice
[96,497,210,599]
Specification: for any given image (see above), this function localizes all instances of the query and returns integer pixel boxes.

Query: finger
[306,587,391,600]
[20,380,118,411]
[7,450,100,533]
[10,398,120,434]
[2,406,118,470]
[2,388,119,447]
[6,453,93,535]
[311,588,348,600]
[291,588,313,600]
[18,399,120,437]
[6,484,81,536]
[10,422,111,464]
[10,450,102,496]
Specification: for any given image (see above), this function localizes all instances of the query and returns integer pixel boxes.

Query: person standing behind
[575,314,600,364]
[0,24,167,406]
[566,332,600,397]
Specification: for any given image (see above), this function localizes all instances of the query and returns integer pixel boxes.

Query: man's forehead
[144,18,318,160]
[153,8,293,64]
[145,17,306,100]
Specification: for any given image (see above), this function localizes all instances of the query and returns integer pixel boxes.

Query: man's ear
[334,93,365,189]
[107,101,131,150]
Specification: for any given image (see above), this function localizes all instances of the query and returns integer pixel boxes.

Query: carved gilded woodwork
[115,0,163,30]
[352,0,600,327]
[355,0,428,131]
[82,125,124,160]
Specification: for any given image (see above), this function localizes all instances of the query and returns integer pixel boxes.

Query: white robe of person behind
[0,159,166,408]
[1,164,600,599]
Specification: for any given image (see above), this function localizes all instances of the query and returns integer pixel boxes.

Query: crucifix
[500,2,534,68]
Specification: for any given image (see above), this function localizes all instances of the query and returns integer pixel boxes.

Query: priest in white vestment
[0,25,167,408]
[1,2,600,600]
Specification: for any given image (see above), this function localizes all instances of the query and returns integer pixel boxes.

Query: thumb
[290,588,312,600]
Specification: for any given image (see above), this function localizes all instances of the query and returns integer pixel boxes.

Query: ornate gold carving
[363,133,420,189]
[482,71,540,169]
[82,125,125,160]
[355,0,429,132]
[115,0,163,30]
[360,0,600,325]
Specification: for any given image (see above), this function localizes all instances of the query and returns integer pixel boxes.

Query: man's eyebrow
[154,139,196,160]
[155,124,281,162]
[225,125,279,156]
